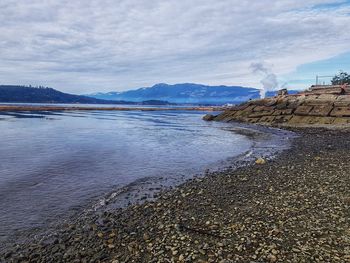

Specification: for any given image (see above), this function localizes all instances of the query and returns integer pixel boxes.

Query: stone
[255,158,266,165]
[252,98,275,106]
[334,95,350,107]
[272,109,294,116]
[243,104,257,111]
[246,118,260,123]
[309,105,333,117]
[288,115,308,124]
[249,111,274,118]
[309,87,343,94]
[274,115,293,123]
[333,118,350,125]
[275,100,288,110]
[259,116,275,123]
[303,94,337,106]
[317,94,339,101]
[287,100,303,109]
[303,95,320,105]
[202,114,215,121]
[315,117,335,125]
[330,107,350,117]
[253,106,275,112]
[343,86,350,94]
[294,105,313,116]
[204,84,350,128]
[267,254,277,262]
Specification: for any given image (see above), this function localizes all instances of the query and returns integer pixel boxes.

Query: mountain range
[87,83,264,104]
[0,85,173,105]
[0,85,126,104]
[0,84,299,105]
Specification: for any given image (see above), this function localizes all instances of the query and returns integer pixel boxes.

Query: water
[0,108,254,249]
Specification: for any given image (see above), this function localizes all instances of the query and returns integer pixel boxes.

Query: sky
[1,0,350,94]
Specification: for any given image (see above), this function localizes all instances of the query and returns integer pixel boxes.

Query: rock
[208,85,350,128]
[294,105,313,116]
[202,114,215,121]
[255,158,266,165]
[267,254,277,262]
[143,233,150,241]
[330,107,350,117]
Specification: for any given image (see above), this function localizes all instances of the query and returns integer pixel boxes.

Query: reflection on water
[0,109,252,248]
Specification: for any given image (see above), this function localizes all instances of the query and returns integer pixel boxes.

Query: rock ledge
[208,85,350,128]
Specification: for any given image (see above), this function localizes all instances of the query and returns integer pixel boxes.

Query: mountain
[87,83,261,104]
[0,85,130,104]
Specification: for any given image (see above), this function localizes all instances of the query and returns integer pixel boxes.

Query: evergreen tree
[331,71,350,85]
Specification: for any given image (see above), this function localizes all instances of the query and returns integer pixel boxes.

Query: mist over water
[0,109,253,248]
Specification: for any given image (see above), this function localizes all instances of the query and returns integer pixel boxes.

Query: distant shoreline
[0,105,224,112]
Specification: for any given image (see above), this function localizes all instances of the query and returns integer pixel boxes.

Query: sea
[0,104,292,251]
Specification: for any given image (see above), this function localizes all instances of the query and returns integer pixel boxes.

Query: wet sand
[1,128,350,262]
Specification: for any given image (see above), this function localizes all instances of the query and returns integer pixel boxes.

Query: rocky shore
[205,85,350,128]
[1,127,349,262]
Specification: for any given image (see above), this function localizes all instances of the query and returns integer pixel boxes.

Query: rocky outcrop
[206,85,350,128]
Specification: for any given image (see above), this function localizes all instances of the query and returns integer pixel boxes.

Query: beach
[1,127,349,262]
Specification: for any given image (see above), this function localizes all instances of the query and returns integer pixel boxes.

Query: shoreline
[0,105,224,112]
[2,127,350,262]
[0,123,292,254]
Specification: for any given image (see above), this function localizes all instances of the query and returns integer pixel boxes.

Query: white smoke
[250,62,278,98]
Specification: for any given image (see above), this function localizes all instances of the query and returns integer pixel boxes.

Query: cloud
[0,0,350,93]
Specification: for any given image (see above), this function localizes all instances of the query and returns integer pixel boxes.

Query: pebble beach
[2,128,350,262]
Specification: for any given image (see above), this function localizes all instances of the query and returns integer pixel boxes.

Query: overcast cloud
[0,0,350,93]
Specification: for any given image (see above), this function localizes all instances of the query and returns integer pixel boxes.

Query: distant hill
[0,85,131,104]
[87,83,262,104]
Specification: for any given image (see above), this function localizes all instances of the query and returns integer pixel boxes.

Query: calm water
[0,109,253,248]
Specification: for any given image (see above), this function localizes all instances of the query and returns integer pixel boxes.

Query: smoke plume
[250,62,278,98]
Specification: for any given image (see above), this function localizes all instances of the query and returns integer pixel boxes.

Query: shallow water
[0,109,253,248]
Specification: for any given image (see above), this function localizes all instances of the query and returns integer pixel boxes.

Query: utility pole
[315,75,333,86]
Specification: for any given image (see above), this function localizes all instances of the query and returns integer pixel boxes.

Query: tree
[331,71,350,85]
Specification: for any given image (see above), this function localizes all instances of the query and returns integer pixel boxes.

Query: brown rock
[334,95,350,107]
[315,117,335,125]
[275,99,288,110]
[259,116,275,123]
[294,105,313,116]
[253,106,275,112]
[252,98,276,106]
[309,86,343,94]
[272,109,294,116]
[202,114,215,121]
[288,115,308,124]
[330,107,350,117]
[246,118,260,123]
[333,117,350,125]
[274,115,293,123]
[309,105,333,117]
[249,111,274,118]
[303,94,337,106]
